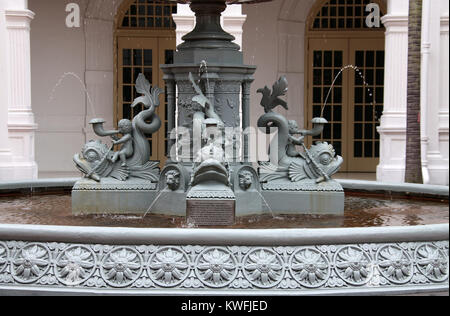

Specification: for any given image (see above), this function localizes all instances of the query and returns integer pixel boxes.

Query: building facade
[0,0,448,185]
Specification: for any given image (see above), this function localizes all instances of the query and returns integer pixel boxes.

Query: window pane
[376,51,385,67]
[364,123,373,139]
[333,105,342,121]
[165,50,174,64]
[354,141,363,157]
[324,51,333,67]
[313,87,322,103]
[366,51,375,67]
[356,51,364,67]
[133,50,142,66]
[123,49,131,66]
[333,123,342,139]
[313,69,322,85]
[355,105,363,121]
[323,69,332,85]
[144,50,153,66]
[323,124,331,139]
[333,87,342,103]
[123,104,131,120]
[364,141,373,157]
[365,105,374,121]
[314,51,322,67]
[123,86,131,102]
[354,123,363,139]
[123,68,132,83]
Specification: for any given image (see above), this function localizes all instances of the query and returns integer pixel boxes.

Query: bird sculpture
[257,75,289,113]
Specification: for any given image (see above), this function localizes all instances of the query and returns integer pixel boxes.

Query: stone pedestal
[72,178,158,215]
[261,179,345,215]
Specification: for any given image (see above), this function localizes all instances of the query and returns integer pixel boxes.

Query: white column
[222,5,246,50]
[0,5,14,179]
[173,4,246,49]
[438,0,449,185]
[376,0,409,183]
[422,0,448,185]
[173,4,196,48]
[420,0,432,184]
[4,7,38,180]
[0,0,38,180]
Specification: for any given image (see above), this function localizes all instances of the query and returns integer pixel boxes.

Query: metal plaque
[187,199,236,226]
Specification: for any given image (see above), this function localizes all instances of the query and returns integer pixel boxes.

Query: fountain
[0,0,448,296]
[72,0,344,220]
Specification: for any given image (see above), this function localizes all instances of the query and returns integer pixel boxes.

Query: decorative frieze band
[0,240,447,294]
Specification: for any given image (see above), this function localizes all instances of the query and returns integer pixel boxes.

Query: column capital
[381,14,408,33]
[5,9,34,30]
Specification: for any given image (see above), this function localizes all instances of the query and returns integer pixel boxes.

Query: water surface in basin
[0,193,448,229]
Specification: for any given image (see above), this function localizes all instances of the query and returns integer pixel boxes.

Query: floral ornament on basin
[376,245,413,284]
[0,242,8,273]
[243,248,285,288]
[55,246,96,286]
[415,244,449,283]
[334,246,373,286]
[11,243,51,284]
[148,247,190,287]
[195,248,238,288]
[100,247,143,288]
[290,248,331,288]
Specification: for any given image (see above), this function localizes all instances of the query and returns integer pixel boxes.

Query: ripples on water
[0,193,448,229]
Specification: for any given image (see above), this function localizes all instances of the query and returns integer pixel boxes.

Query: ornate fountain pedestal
[72,0,344,220]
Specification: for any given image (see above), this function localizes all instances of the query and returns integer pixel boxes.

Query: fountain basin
[0,179,448,296]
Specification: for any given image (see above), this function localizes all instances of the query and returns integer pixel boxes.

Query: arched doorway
[114,0,177,164]
[305,0,386,172]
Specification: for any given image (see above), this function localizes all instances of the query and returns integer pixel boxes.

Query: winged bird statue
[257,76,289,113]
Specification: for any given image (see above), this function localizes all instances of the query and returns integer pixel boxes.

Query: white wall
[242,0,315,131]
[29,0,88,177]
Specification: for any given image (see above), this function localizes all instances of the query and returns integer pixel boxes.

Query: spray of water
[142,186,168,218]
[49,72,97,118]
[255,190,276,219]
[321,65,374,118]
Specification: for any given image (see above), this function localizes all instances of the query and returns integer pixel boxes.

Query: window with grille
[120,0,177,29]
[307,0,386,172]
[116,0,177,163]
[311,0,385,30]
